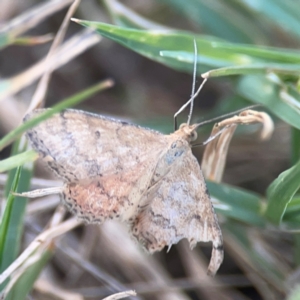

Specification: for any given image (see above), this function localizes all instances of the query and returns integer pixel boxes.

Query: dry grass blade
[64,226,98,285]
[0,217,81,285]
[99,222,190,300]
[26,0,81,113]
[34,278,84,300]
[218,110,274,140]
[56,242,134,295]
[26,195,60,216]
[179,243,227,300]
[1,205,71,297]
[0,95,27,133]
[0,0,73,38]
[178,243,250,300]
[202,124,237,183]
[102,290,137,300]
[15,33,54,45]
[0,174,60,188]
[202,109,274,182]
[0,29,101,101]
[224,231,282,300]
[0,174,60,214]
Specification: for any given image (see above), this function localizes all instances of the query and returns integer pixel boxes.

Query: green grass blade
[264,160,300,225]
[237,75,300,130]
[0,79,113,151]
[0,1,72,50]
[291,128,300,165]
[202,64,300,77]
[156,0,266,43]
[0,150,38,173]
[0,167,22,268]
[240,0,300,40]
[0,142,52,297]
[282,196,300,225]
[0,138,33,295]
[0,33,10,49]
[72,20,300,76]
[5,250,52,300]
[161,51,300,77]
[0,142,34,275]
[207,181,265,227]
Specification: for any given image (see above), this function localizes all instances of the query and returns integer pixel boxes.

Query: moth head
[178,123,198,142]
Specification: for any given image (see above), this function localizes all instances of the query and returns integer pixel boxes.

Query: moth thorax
[179,123,198,142]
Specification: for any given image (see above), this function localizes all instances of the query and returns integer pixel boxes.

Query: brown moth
[23,107,223,276]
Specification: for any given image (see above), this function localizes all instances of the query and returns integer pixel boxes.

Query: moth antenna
[174,78,207,130]
[194,104,261,129]
[192,126,229,147]
[187,39,198,125]
[174,39,207,131]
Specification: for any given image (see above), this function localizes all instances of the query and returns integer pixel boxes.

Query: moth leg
[192,125,230,147]
[173,78,208,131]
[12,186,63,198]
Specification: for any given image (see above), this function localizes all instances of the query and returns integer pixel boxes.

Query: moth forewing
[23,109,169,221]
[131,124,223,276]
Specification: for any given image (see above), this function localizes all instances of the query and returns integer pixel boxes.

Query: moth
[23,103,224,276]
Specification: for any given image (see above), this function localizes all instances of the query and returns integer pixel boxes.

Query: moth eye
[190,131,197,142]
